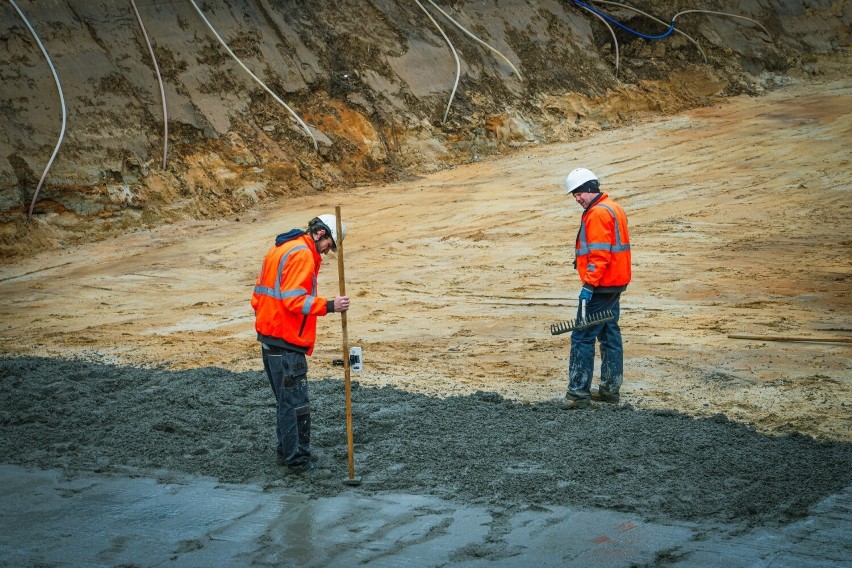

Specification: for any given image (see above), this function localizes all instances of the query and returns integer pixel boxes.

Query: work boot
[552,396,590,410]
[286,460,310,474]
[591,386,620,404]
[288,462,332,480]
[276,450,286,466]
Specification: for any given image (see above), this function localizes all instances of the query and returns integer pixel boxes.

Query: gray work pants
[262,344,310,468]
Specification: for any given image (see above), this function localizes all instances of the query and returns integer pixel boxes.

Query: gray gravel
[2,356,850,529]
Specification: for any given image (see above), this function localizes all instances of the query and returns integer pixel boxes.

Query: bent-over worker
[251,214,349,473]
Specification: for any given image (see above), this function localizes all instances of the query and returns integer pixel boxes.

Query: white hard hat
[565,168,599,193]
[315,213,345,251]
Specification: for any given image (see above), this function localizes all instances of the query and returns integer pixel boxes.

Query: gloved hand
[578,284,594,303]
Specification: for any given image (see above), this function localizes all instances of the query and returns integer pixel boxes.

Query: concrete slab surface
[1,465,849,567]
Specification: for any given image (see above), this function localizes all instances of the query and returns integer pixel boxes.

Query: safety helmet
[565,168,599,193]
[311,213,346,251]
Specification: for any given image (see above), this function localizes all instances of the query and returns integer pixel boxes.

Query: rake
[550,299,615,335]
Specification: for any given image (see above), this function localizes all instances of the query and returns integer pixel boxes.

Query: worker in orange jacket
[557,168,631,409]
[251,214,349,473]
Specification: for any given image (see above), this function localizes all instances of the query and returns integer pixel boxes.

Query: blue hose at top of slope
[572,0,676,40]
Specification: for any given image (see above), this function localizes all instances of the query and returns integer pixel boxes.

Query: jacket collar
[582,192,607,217]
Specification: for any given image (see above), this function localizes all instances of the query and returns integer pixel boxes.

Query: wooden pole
[335,206,359,484]
[728,334,852,344]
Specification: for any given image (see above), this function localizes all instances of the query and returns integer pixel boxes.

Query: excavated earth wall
[0,0,849,259]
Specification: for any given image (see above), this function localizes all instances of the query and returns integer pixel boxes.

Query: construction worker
[557,168,631,409]
[251,214,350,474]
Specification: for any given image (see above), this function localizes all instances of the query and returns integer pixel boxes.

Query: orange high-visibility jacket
[575,193,632,292]
[251,232,331,355]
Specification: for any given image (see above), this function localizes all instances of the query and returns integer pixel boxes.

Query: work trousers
[262,344,311,468]
[567,292,623,400]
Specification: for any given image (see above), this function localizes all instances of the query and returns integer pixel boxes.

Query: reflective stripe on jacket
[251,233,328,355]
[575,193,631,292]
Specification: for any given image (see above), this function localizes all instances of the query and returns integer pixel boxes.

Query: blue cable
[572,0,676,40]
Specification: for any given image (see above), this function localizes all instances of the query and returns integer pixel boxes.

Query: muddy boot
[288,462,332,480]
[553,395,591,410]
[591,386,620,404]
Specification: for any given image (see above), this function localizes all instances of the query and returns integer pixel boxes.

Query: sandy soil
[1,72,851,568]
[1,74,850,443]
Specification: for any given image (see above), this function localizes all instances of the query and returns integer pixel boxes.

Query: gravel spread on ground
[2,356,850,529]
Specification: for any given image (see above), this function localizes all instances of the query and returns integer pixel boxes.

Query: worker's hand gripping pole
[336,206,361,486]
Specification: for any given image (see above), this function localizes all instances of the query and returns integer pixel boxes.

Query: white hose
[130,0,169,170]
[673,9,772,41]
[424,0,522,81]
[576,2,620,76]
[188,0,318,152]
[414,0,460,123]
[9,0,67,219]
[591,0,707,63]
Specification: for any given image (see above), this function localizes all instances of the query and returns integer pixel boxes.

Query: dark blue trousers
[567,292,623,400]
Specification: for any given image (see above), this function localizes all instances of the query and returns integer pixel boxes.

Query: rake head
[550,310,616,335]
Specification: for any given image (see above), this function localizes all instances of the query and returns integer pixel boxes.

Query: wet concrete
[1,464,850,567]
[1,356,851,566]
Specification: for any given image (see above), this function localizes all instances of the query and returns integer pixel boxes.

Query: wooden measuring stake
[335,205,359,485]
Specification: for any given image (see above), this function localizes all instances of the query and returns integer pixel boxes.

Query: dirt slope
[1,74,849,443]
[1,0,849,259]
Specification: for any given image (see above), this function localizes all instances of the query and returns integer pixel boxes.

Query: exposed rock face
[0,0,848,258]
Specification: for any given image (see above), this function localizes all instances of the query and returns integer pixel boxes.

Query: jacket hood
[275,229,306,246]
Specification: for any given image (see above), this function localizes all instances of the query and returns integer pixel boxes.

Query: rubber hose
[574,0,676,40]
[130,0,169,170]
[425,0,522,81]
[414,0,460,124]
[590,0,706,63]
[9,0,67,219]
[575,2,620,76]
[188,0,318,152]
[672,10,772,42]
